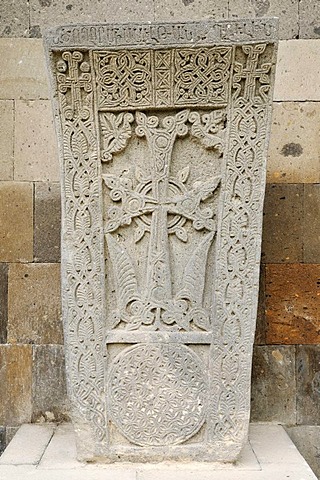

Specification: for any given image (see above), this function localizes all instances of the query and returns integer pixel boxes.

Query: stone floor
[0,423,317,479]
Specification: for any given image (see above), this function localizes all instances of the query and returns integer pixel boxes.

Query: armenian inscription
[45,19,278,462]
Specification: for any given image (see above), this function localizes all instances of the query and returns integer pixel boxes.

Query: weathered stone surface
[0,100,14,180]
[267,102,320,184]
[265,264,320,344]
[303,184,320,263]
[0,181,33,262]
[285,426,320,479]
[0,263,8,344]
[0,0,29,37]
[0,427,5,455]
[14,100,59,181]
[34,182,61,263]
[0,39,49,99]
[7,263,63,345]
[251,346,296,424]
[46,19,278,462]
[0,345,32,425]
[155,0,227,21]
[32,345,69,423]
[5,427,19,446]
[229,0,298,39]
[299,0,320,39]
[296,346,320,425]
[254,264,266,345]
[261,184,303,263]
[30,0,154,35]
[274,40,320,101]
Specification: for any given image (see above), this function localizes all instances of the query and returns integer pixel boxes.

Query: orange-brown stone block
[266,264,320,344]
[0,345,32,425]
[7,263,63,345]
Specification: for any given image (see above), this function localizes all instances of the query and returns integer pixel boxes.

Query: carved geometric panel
[45,19,278,463]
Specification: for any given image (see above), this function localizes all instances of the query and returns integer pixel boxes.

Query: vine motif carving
[101,109,225,332]
[107,343,208,446]
[55,51,106,443]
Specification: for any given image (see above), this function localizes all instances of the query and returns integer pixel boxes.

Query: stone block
[34,183,61,263]
[265,264,320,344]
[14,100,59,182]
[29,0,154,35]
[296,346,320,425]
[32,345,69,423]
[0,345,32,425]
[228,0,298,39]
[267,102,320,184]
[274,40,320,101]
[285,426,320,479]
[261,184,303,263]
[250,346,296,424]
[303,184,320,263]
[0,181,33,262]
[254,264,266,345]
[0,39,49,99]
[0,100,14,180]
[0,263,8,343]
[155,0,227,22]
[0,0,29,37]
[299,0,320,39]
[7,263,63,345]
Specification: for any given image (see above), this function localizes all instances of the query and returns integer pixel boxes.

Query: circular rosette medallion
[107,343,208,446]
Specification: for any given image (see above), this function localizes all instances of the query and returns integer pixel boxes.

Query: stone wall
[0,1,320,454]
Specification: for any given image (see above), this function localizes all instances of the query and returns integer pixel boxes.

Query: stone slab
[296,345,320,425]
[7,263,63,344]
[155,0,227,22]
[265,264,320,344]
[0,263,8,343]
[14,100,59,181]
[274,40,320,101]
[285,426,320,479]
[0,424,316,479]
[0,39,49,100]
[261,184,303,263]
[34,182,61,262]
[254,264,266,345]
[303,184,320,263]
[228,0,298,39]
[250,346,296,424]
[0,100,14,180]
[32,345,69,423]
[267,102,320,184]
[299,0,320,39]
[0,181,33,262]
[0,0,29,37]
[0,345,32,425]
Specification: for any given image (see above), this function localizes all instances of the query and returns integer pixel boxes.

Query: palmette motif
[47,21,277,461]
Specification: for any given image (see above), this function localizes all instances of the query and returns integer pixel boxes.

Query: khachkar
[45,19,278,462]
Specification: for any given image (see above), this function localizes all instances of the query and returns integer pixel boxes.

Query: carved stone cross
[45,18,278,462]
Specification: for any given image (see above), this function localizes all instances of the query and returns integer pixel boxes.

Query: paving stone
[228,0,298,39]
[303,184,320,263]
[265,264,320,344]
[34,182,61,263]
[267,102,320,184]
[29,0,154,35]
[0,39,49,100]
[32,345,69,423]
[250,345,296,424]
[299,0,320,39]
[0,100,14,180]
[285,425,320,479]
[14,100,59,182]
[254,264,266,345]
[0,263,8,343]
[7,263,63,345]
[274,40,320,101]
[296,345,320,425]
[0,0,29,37]
[0,181,33,262]
[261,184,303,263]
[0,345,32,425]
[155,0,227,22]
